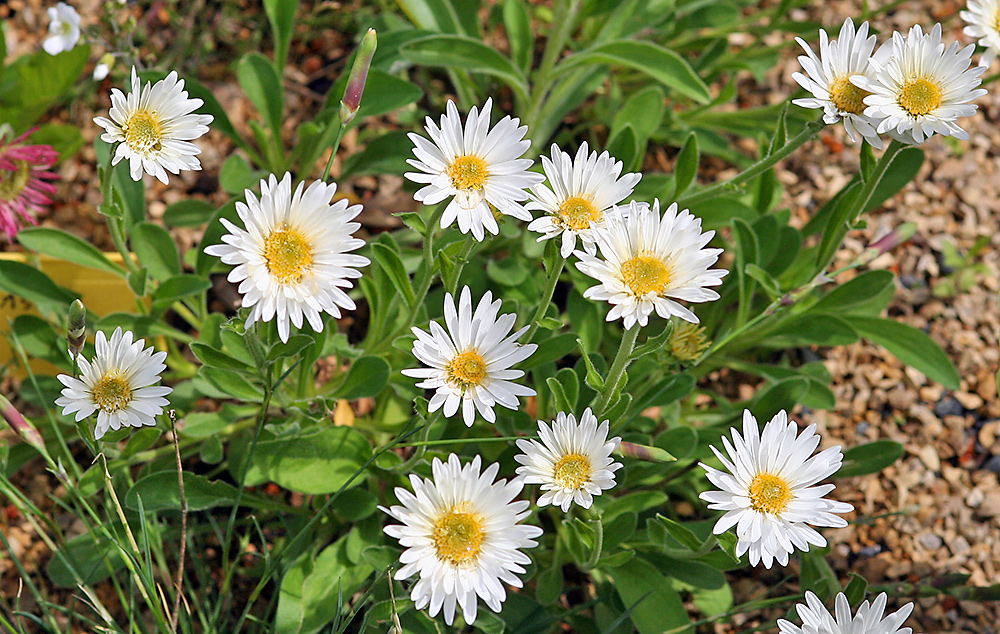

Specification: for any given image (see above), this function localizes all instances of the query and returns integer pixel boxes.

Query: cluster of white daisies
[47,12,993,630]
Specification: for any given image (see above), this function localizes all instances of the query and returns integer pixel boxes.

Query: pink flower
[0,129,59,241]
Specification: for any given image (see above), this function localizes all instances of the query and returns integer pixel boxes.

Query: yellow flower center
[557,196,601,231]
[670,321,710,362]
[263,227,313,284]
[445,349,487,389]
[448,155,489,192]
[0,160,31,201]
[123,110,165,153]
[748,472,792,515]
[829,75,871,115]
[431,503,485,567]
[553,453,592,490]
[91,372,134,414]
[897,77,942,116]
[620,253,671,297]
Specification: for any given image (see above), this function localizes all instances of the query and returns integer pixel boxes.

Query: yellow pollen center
[553,453,592,489]
[91,373,134,413]
[123,110,165,153]
[557,196,601,231]
[620,254,671,297]
[263,227,313,284]
[897,77,942,116]
[0,160,31,201]
[829,76,871,115]
[448,155,489,192]
[748,473,792,515]
[445,349,487,389]
[431,504,485,567]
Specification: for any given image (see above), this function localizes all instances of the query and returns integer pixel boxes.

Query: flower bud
[615,441,676,463]
[0,395,44,451]
[339,28,377,125]
[67,299,86,359]
[669,321,710,362]
[863,222,918,261]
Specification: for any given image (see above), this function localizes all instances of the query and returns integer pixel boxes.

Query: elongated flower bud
[339,28,377,125]
[0,394,44,451]
[615,441,675,463]
[67,299,86,359]
[862,222,918,263]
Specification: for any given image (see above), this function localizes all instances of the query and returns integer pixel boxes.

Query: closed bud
[615,441,676,463]
[339,28,377,125]
[67,299,86,359]
[863,222,918,262]
[0,395,44,451]
[669,321,710,362]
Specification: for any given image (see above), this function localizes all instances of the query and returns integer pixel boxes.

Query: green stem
[404,435,525,448]
[524,249,565,343]
[581,514,604,571]
[677,120,825,208]
[445,234,478,297]
[591,324,640,416]
[525,0,583,135]
[320,115,348,182]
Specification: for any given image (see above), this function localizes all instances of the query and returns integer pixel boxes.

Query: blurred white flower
[380,454,542,626]
[93,53,114,81]
[405,98,543,241]
[55,327,172,439]
[43,3,82,55]
[526,142,643,258]
[792,19,884,148]
[962,0,1000,67]
[515,408,622,511]
[93,67,213,184]
[402,286,537,426]
[575,200,726,329]
[856,24,987,144]
[204,173,370,342]
[700,410,853,568]
[778,591,914,634]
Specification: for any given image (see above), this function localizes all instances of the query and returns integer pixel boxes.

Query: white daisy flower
[380,454,543,626]
[962,0,1000,68]
[574,200,726,329]
[699,410,854,569]
[855,24,987,145]
[404,98,544,241]
[204,173,370,343]
[43,2,82,55]
[93,66,214,184]
[526,142,643,258]
[515,408,623,511]
[401,286,537,426]
[55,327,172,440]
[792,19,884,149]
[778,591,915,634]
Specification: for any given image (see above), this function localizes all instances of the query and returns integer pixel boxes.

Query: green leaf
[219,154,258,195]
[267,334,315,363]
[744,263,780,299]
[371,242,416,307]
[606,123,640,173]
[152,274,210,305]
[263,0,299,70]
[503,0,533,70]
[237,52,284,135]
[11,315,69,367]
[131,221,181,282]
[522,333,577,369]
[25,123,84,162]
[46,531,125,588]
[199,366,264,402]
[844,573,868,605]
[341,70,423,121]
[138,70,243,149]
[400,35,526,96]
[750,377,810,423]
[765,313,858,348]
[340,130,413,178]
[396,0,464,33]
[179,411,233,439]
[190,342,256,373]
[245,426,372,495]
[127,267,147,296]
[838,440,905,478]
[812,270,895,314]
[163,199,216,228]
[674,132,700,198]
[16,228,124,277]
[559,40,710,104]
[654,515,703,552]
[0,45,90,130]
[612,558,689,634]
[612,86,665,148]
[332,356,390,400]
[866,147,924,212]
[125,472,280,512]
[0,259,76,309]
[846,316,960,389]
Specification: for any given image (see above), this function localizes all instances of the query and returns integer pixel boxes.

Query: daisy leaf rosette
[380,454,543,626]
[405,98,544,241]
[778,591,915,634]
[574,200,727,329]
[94,67,214,184]
[515,408,623,511]
[526,142,643,258]
[402,286,537,426]
[55,327,172,439]
[792,19,884,148]
[700,410,854,568]
[204,172,370,342]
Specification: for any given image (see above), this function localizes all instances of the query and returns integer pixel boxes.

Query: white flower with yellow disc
[380,454,543,626]
[515,408,623,511]
[574,200,726,330]
[778,591,915,634]
[94,66,213,184]
[204,173,370,342]
[962,0,1000,68]
[405,98,543,241]
[55,327,172,439]
[699,410,853,569]
[402,286,537,426]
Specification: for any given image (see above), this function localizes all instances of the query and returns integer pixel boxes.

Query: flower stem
[580,514,604,571]
[591,324,640,417]
[320,114,348,182]
[445,234,478,297]
[524,249,565,343]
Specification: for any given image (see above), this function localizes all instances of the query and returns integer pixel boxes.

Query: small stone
[966,488,985,508]
[977,492,1000,517]
[954,391,985,410]
[917,532,943,550]
[934,396,965,418]
[949,536,971,555]
[982,454,1000,475]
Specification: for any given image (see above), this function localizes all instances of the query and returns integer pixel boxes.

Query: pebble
[965,488,985,508]
[949,536,972,556]
[917,532,943,550]
[982,454,1000,475]
[933,396,965,418]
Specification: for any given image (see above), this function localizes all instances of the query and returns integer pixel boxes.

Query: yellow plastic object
[0,252,135,377]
